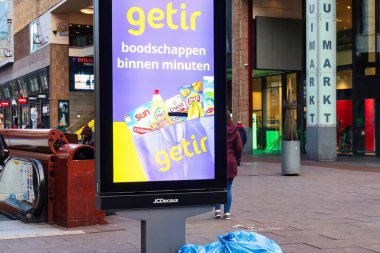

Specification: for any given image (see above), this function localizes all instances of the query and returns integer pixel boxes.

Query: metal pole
[117,206,213,253]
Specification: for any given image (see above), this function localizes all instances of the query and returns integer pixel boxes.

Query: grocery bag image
[133,116,215,181]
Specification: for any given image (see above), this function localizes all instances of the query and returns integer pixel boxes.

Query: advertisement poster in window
[58,100,69,127]
[69,57,94,91]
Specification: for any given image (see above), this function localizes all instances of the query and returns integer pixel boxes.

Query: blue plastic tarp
[178,230,283,253]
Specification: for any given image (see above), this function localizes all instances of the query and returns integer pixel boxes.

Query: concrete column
[231,0,250,127]
[306,0,337,161]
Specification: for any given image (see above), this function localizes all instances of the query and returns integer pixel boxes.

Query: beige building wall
[50,44,70,127]
[13,0,62,34]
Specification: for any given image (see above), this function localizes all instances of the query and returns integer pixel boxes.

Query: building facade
[0,0,94,129]
[231,0,380,158]
[1,0,379,158]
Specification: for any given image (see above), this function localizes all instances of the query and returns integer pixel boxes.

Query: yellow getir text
[155,135,208,172]
[126,3,202,36]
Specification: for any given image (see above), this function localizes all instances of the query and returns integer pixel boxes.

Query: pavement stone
[0,157,380,252]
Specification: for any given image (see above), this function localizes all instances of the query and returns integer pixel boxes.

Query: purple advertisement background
[112,0,214,121]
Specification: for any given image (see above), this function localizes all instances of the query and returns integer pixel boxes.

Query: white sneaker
[223,213,231,220]
[214,209,222,219]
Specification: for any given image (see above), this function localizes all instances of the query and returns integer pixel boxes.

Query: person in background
[12,117,19,129]
[56,121,67,133]
[236,120,247,166]
[88,130,95,147]
[0,114,4,129]
[81,123,93,144]
[37,118,45,129]
[214,114,243,220]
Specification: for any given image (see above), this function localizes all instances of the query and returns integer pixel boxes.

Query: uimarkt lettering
[153,198,179,204]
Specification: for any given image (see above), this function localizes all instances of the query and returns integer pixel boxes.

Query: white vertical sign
[306,0,336,127]
[306,0,319,126]
[318,0,336,127]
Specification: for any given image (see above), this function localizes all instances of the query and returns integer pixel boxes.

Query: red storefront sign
[17,98,27,104]
[0,101,10,108]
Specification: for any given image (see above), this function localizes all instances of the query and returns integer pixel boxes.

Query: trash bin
[54,143,106,228]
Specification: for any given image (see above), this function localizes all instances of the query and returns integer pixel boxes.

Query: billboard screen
[69,57,94,91]
[112,0,215,183]
[95,0,226,209]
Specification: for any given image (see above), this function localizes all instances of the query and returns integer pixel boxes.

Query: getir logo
[126,2,202,36]
[153,198,179,204]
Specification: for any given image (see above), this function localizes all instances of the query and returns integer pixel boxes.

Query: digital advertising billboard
[95,0,226,210]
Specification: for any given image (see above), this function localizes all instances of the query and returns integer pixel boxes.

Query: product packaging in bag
[166,95,188,124]
[202,76,215,115]
[133,116,215,181]
[150,89,173,130]
[166,94,188,113]
[179,81,204,120]
[124,101,153,136]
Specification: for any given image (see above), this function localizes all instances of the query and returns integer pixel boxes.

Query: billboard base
[117,206,213,253]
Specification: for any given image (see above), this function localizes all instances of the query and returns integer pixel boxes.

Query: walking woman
[215,114,243,220]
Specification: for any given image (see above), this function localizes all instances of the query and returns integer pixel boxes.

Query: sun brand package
[179,81,204,120]
[124,101,153,136]
[202,76,215,115]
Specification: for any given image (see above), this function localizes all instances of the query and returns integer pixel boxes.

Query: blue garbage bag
[178,244,203,253]
[178,230,283,253]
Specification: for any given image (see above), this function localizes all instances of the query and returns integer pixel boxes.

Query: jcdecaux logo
[153,198,179,204]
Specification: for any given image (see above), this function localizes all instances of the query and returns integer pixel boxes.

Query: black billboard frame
[95,0,227,210]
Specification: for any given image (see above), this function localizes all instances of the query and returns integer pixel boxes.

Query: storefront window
[337,0,353,66]
[28,75,40,93]
[21,105,29,128]
[4,108,11,128]
[69,57,94,92]
[38,69,49,91]
[252,78,263,151]
[264,75,282,153]
[355,99,376,155]
[3,86,10,99]
[356,0,376,75]
[17,77,29,98]
[336,70,353,154]
[9,80,20,97]
[41,102,50,128]
[69,24,93,48]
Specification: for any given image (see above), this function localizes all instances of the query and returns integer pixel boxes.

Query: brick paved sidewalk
[1,160,380,252]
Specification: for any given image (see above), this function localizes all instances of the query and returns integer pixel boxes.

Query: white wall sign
[306,0,336,127]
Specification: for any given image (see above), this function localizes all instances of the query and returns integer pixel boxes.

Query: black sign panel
[95,0,227,210]
[28,95,38,102]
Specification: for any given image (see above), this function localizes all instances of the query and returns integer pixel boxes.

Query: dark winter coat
[227,125,243,178]
[237,126,247,146]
